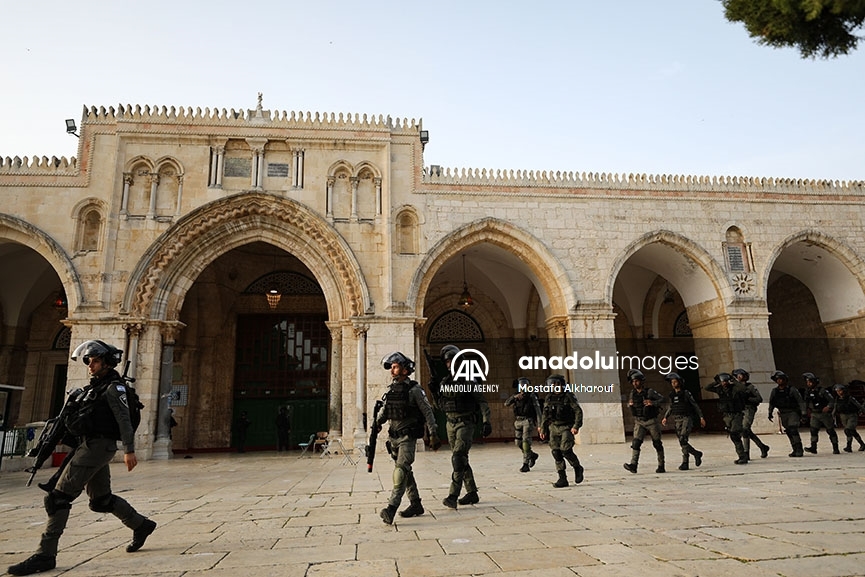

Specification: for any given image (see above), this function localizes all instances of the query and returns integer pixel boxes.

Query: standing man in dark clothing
[768,370,807,457]
[505,377,542,472]
[434,345,492,509]
[275,406,291,452]
[539,374,584,487]
[732,368,770,459]
[661,372,705,470]
[623,369,666,474]
[236,411,251,453]
[705,372,749,464]
[8,340,156,576]
[834,383,865,452]
[376,352,439,524]
[802,372,839,454]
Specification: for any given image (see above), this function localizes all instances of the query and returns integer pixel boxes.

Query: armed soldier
[539,374,584,487]
[768,370,807,457]
[705,372,749,464]
[834,383,865,452]
[802,372,840,454]
[623,369,666,474]
[505,377,542,472]
[435,345,492,509]
[661,372,705,470]
[8,340,156,577]
[375,352,439,524]
[731,368,770,459]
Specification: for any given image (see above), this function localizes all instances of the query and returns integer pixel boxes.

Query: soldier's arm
[504,395,516,407]
[412,387,438,435]
[105,382,136,454]
[532,394,543,424]
[572,397,583,431]
[474,390,492,423]
[688,391,705,420]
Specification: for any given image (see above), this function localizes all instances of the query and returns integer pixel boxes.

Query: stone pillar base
[151,437,173,460]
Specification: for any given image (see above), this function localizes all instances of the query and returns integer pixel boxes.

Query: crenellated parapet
[422,166,865,197]
[84,103,422,133]
[0,155,78,175]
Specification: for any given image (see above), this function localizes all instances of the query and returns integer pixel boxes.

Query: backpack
[121,378,144,432]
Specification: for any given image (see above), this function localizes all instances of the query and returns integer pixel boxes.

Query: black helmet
[71,340,123,368]
[665,372,682,382]
[834,383,847,392]
[731,368,750,380]
[440,345,460,362]
[515,377,531,388]
[802,372,819,384]
[714,372,733,384]
[627,369,645,382]
[546,374,566,387]
[770,370,788,382]
[382,351,415,375]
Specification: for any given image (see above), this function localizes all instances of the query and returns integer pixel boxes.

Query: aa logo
[451,349,489,382]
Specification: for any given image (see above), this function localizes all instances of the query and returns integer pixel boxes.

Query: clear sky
[2,0,863,182]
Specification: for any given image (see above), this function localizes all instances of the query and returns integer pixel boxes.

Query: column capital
[157,320,187,343]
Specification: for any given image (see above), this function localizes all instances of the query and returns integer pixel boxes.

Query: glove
[430,434,441,451]
[482,421,492,437]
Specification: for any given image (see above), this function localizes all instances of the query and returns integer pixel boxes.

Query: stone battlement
[0,155,77,174]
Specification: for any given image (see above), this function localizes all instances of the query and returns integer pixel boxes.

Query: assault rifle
[423,349,445,400]
[25,388,82,487]
[365,400,384,472]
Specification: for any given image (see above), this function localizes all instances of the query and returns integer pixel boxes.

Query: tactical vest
[716,385,745,414]
[544,392,575,424]
[772,387,800,411]
[805,387,830,411]
[513,394,535,418]
[668,391,694,416]
[65,373,122,440]
[438,379,478,414]
[836,396,860,414]
[744,383,763,407]
[630,389,659,419]
[382,380,423,421]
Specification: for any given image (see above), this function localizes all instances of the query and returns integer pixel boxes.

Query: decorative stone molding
[731,272,756,297]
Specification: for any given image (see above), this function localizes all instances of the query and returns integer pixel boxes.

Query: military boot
[832,440,840,454]
[380,505,397,524]
[553,470,569,488]
[519,463,530,472]
[442,494,458,509]
[678,457,689,471]
[458,491,479,505]
[844,439,853,452]
[804,443,817,454]
[574,464,584,484]
[7,554,56,576]
[529,451,539,468]
[790,442,804,457]
[692,449,703,467]
[623,462,638,474]
[127,519,157,553]
[759,443,770,459]
[399,500,425,518]
[655,463,666,473]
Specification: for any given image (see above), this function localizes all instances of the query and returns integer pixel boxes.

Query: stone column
[374,177,382,216]
[353,323,369,445]
[123,322,145,380]
[121,173,132,216]
[152,321,185,459]
[147,173,159,220]
[175,174,183,215]
[326,176,335,220]
[209,148,218,187]
[350,176,359,221]
[325,321,343,439]
[215,147,225,188]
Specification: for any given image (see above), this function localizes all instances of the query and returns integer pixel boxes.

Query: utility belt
[447,414,476,425]
[388,424,423,439]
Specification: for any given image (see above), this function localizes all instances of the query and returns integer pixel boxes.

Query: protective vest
[65,372,122,440]
[772,387,800,411]
[382,380,423,421]
[836,396,861,414]
[805,387,831,411]
[715,384,746,414]
[630,389,659,419]
[668,391,695,416]
[744,383,763,407]
[544,392,575,424]
[513,394,535,418]
[438,378,478,414]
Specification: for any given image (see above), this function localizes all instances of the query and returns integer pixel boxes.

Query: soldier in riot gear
[539,374,584,487]
[661,372,705,470]
[375,352,439,524]
[8,340,156,577]
[834,383,865,452]
[705,372,750,464]
[802,373,839,454]
[768,370,807,457]
[732,368,770,459]
[434,344,492,509]
[505,377,542,472]
[623,369,666,474]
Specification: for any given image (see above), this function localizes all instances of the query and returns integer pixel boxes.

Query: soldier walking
[539,375,584,487]
[623,369,666,474]
[802,372,840,454]
[434,345,492,509]
[505,377,542,472]
[768,371,807,457]
[375,352,439,524]
[833,383,865,452]
[732,368,770,459]
[705,372,750,464]
[661,372,705,470]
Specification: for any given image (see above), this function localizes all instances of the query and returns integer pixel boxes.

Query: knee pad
[44,490,74,515]
[89,493,117,513]
[630,438,643,451]
[678,436,689,447]
[652,439,664,451]
[551,449,563,462]
[451,452,469,472]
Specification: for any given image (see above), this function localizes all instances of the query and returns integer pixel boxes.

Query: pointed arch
[407,217,573,319]
[123,192,370,322]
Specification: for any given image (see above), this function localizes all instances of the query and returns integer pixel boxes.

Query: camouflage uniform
[505,378,542,472]
[540,375,584,487]
[768,371,807,457]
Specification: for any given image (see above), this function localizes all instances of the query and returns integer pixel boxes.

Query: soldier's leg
[821,414,839,453]
[675,418,690,469]
[806,414,821,453]
[387,436,416,508]
[783,412,803,456]
[727,414,747,463]
[624,422,645,473]
[559,428,583,484]
[647,420,665,471]
[457,422,478,500]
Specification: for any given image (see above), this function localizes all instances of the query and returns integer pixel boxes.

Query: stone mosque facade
[2,99,865,459]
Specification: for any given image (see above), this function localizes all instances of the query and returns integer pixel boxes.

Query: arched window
[427,310,484,343]
[396,210,419,254]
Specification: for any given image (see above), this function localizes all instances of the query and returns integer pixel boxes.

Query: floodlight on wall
[457,254,474,309]
[65,119,79,138]
[419,130,429,150]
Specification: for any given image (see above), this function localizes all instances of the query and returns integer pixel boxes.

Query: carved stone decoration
[731,272,755,296]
